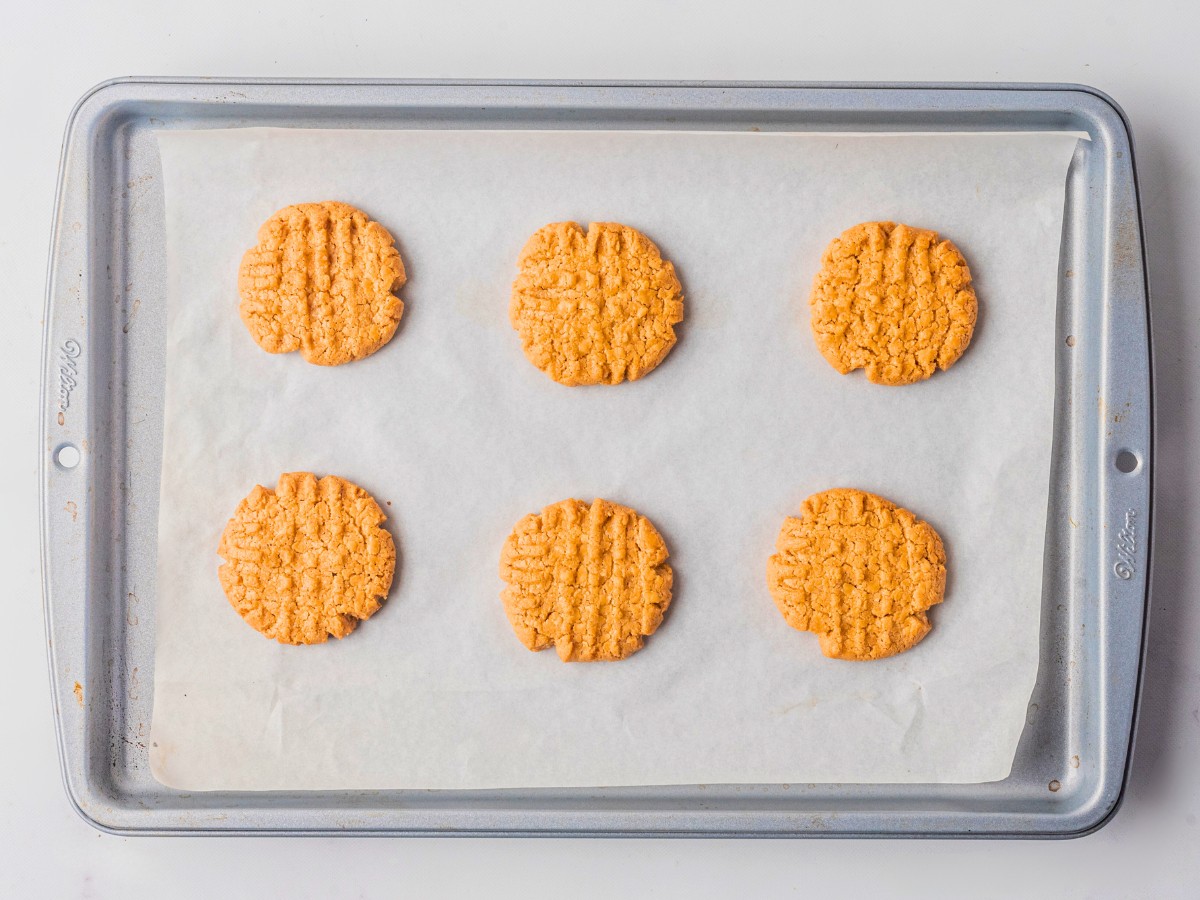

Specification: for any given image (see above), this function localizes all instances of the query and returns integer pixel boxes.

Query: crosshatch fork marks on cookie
[500,498,673,661]
[217,472,397,645]
[237,201,406,366]
[510,222,684,386]
[810,221,977,386]
[767,488,947,661]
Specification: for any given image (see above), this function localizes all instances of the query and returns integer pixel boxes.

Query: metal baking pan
[40,79,1152,837]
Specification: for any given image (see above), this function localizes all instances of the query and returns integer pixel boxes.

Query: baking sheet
[149,127,1079,790]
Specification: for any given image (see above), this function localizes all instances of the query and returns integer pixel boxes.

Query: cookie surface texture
[509,222,684,386]
[810,221,977,386]
[238,201,406,366]
[218,472,396,645]
[766,488,946,660]
[499,498,673,661]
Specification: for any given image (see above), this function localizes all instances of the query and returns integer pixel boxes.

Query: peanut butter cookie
[810,221,977,386]
[510,222,684,386]
[238,201,406,366]
[499,498,673,661]
[217,472,396,644]
[766,488,946,660]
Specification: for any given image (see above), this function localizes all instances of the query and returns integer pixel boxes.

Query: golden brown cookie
[509,222,684,386]
[499,498,673,661]
[238,201,406,366]
[766,488,946,660]
[217,472,396,645]
[809,221,977,386]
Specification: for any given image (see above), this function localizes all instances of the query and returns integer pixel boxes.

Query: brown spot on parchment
[73,682,83,707]
[65,501,77,522]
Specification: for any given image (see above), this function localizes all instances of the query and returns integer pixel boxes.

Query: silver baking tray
[40,79,1152,837]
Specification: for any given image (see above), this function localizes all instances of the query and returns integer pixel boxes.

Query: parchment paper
[149,127,1079,790]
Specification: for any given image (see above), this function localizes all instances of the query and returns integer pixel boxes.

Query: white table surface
[3,2,1196,896]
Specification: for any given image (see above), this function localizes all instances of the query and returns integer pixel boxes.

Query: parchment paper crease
[149,128,1078,790]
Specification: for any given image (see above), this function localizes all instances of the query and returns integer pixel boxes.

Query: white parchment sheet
[150,128,1079,790]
